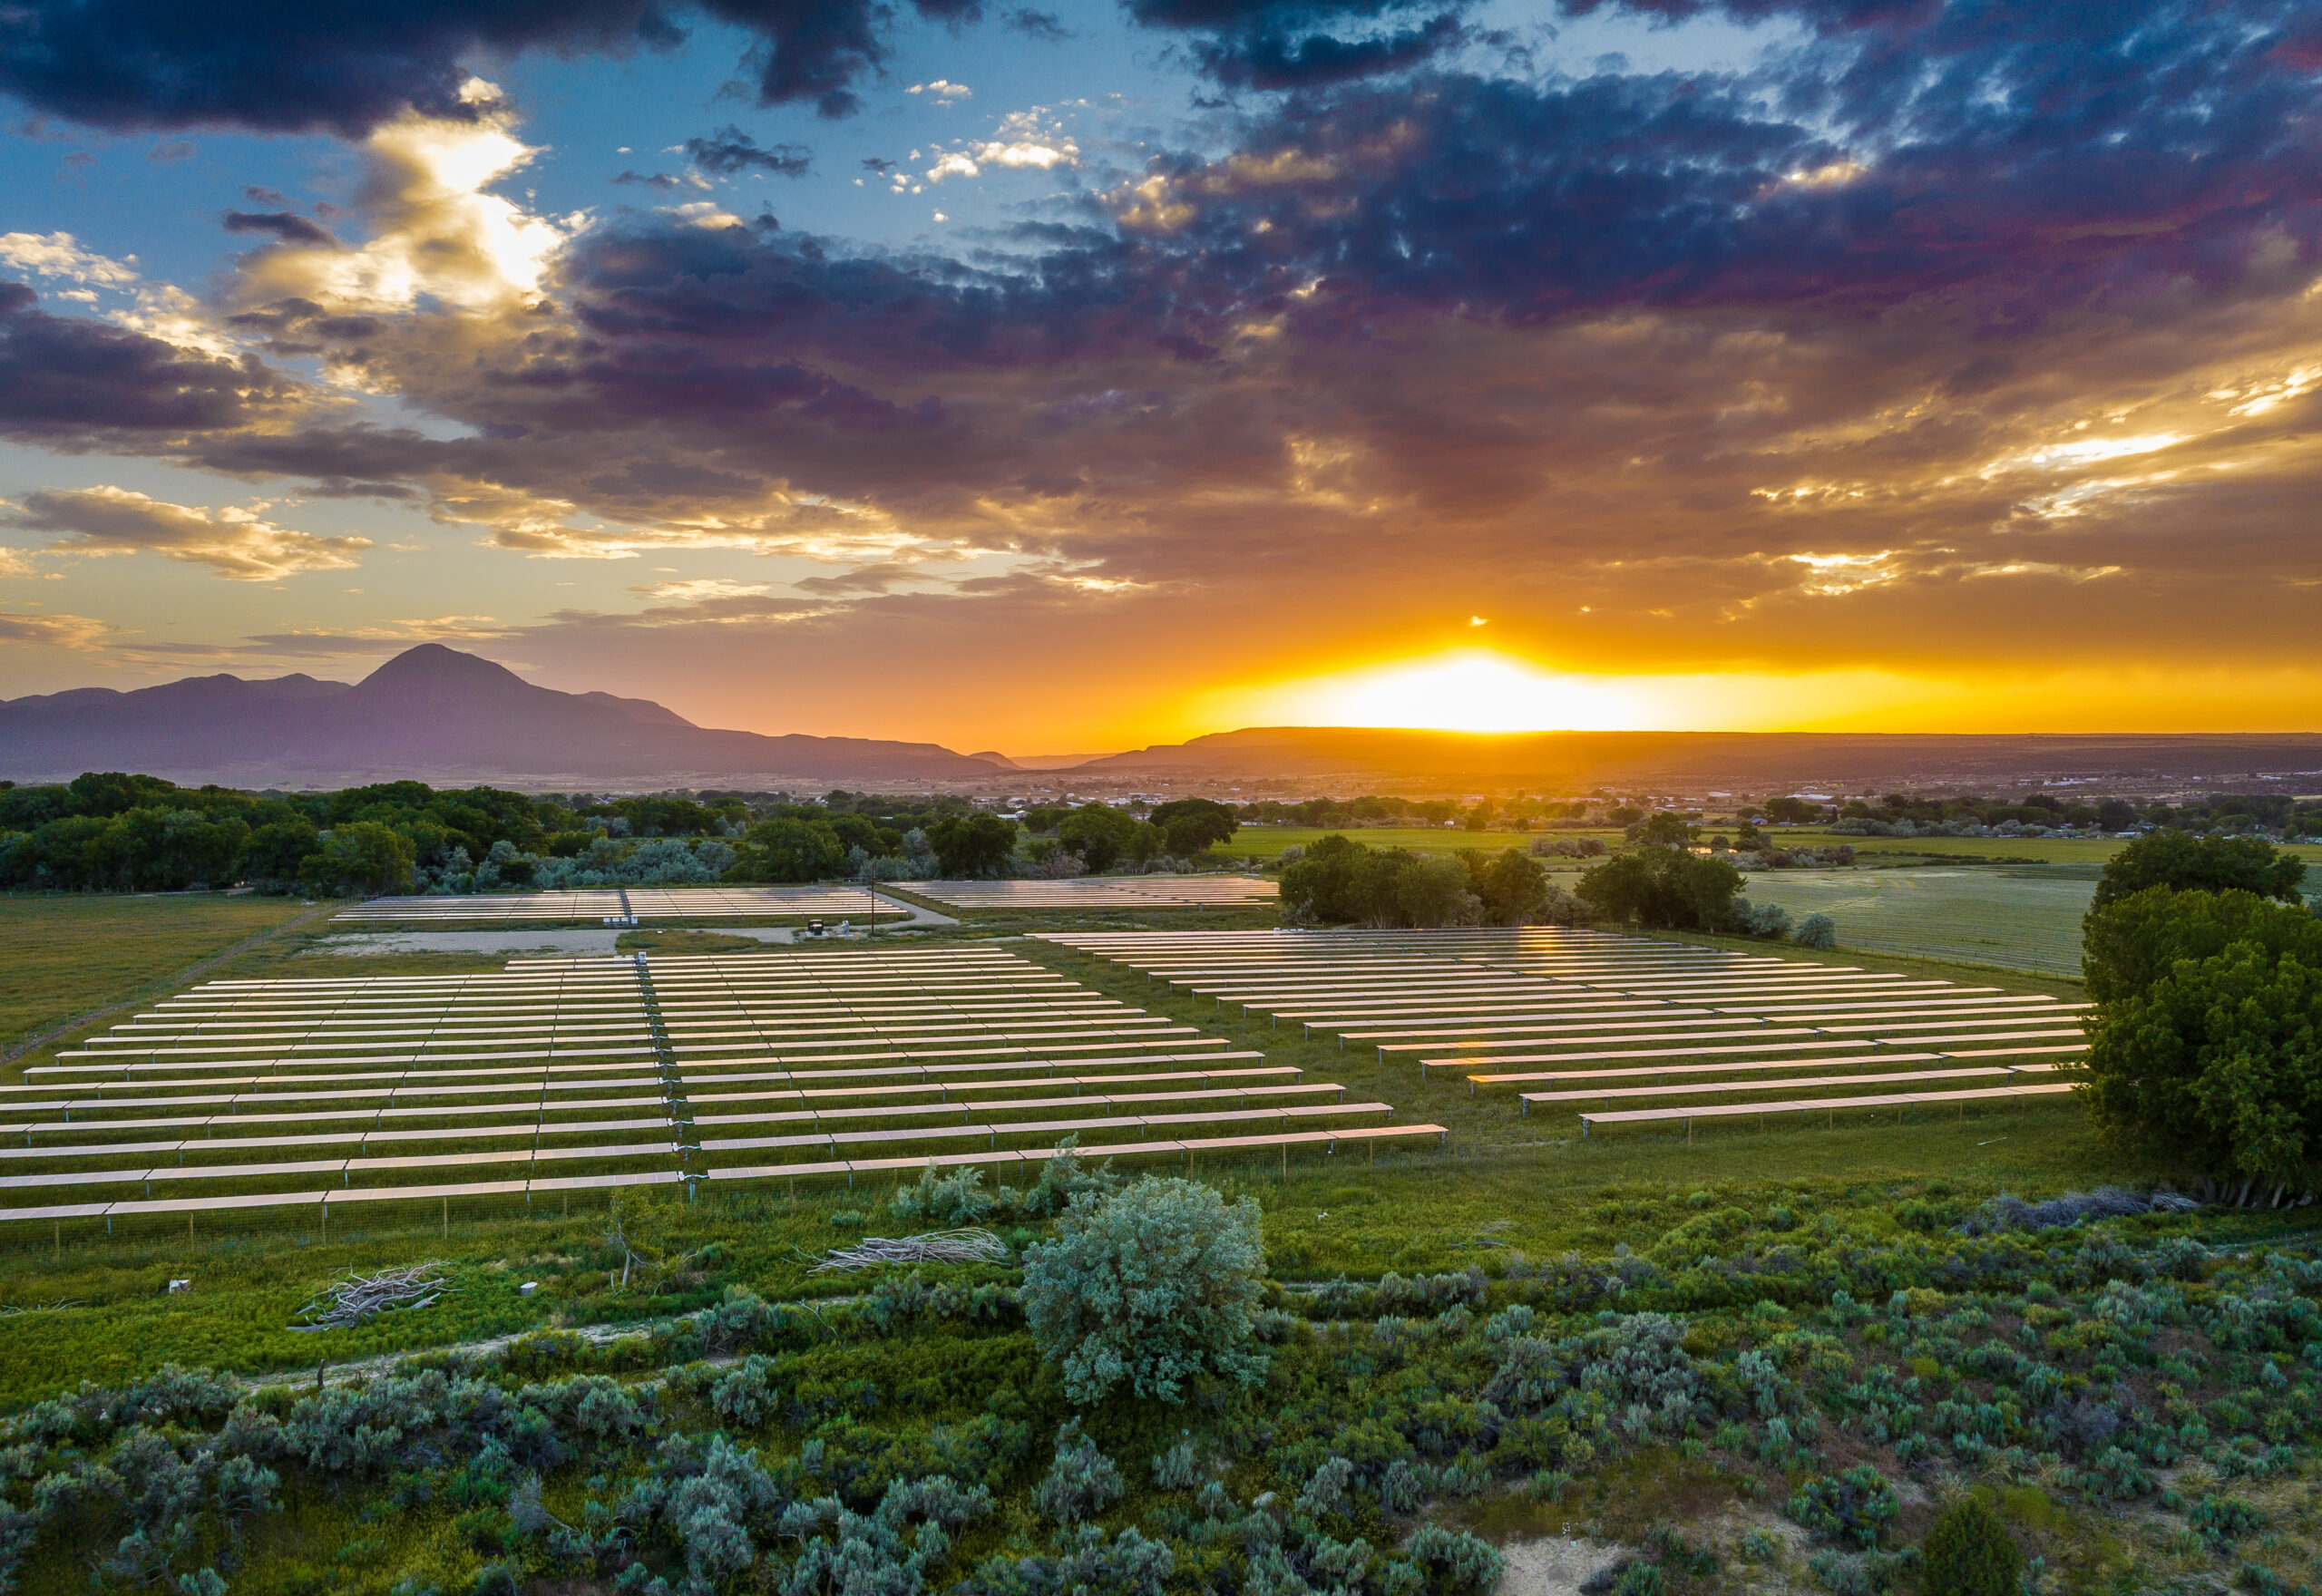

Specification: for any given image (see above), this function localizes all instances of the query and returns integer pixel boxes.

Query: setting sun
[1208,651,1647,732]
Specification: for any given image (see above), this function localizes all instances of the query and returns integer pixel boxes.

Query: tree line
[0,774,1254,894]
[1277,832,1833,945]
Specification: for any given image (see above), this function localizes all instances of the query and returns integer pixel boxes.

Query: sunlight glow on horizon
[1161,650,2322,744]
[1216,651,1650,732]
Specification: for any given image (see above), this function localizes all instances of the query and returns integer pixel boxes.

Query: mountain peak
[356,644,531,696]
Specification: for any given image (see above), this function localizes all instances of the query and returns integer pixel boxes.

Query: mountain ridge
[1068,725,2322,788]
[0,645,1008,787]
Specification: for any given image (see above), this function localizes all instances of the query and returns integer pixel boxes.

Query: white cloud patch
[231,85,576,316]
[907,80,972,101]
[922,109,1080,184]
[7,487,371,580]
[0,230,139,287]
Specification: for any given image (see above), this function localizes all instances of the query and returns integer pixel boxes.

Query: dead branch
[811,1229,1010,1272]
[291,1262,451,1331]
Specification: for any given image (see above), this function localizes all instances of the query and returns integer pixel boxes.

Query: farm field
[1769,828,2322,866]
[1733,865,2098,976]
[1228,825,1616,862]
[0,891,319,1051]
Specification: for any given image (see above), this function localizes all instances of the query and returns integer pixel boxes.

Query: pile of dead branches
[291,1262,451,1330]
[812,1229,1009,1272]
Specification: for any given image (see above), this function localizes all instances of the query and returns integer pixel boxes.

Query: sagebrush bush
[1405,1523,1503,1593]
[1020,1176,1268,1405]
[1790,1465,1899,1550]
[1034,1422,1124,1524]
[890,1164,998,1227]
[1921,1496,2021,1596]
[1151,1435,1202,1492]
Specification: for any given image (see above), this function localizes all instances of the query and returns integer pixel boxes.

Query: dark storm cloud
[0,0,990,134]
[555,0,2322,380]
[222,209,336,246]
[0,282,289,439]
[682,126,811,177]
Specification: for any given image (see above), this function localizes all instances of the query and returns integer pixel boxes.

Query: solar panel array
[0,946,1443,1229]
[1041,927,2084,1137]
[334,886,904,924]
[906,876,1278,910]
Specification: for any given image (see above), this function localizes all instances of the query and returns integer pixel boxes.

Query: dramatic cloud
[0,282,291,439]
[1,0,2317,731]
[7,486,371,579]
[0,0,1016,132]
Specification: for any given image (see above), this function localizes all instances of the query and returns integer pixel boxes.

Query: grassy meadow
[1732,867,2098,976]
[0,891,327,1053]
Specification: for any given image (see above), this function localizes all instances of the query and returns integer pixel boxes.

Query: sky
[0,0,2317,754]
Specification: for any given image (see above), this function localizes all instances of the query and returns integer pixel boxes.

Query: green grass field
[0,892,323,1051]
[1771,828,2322,866]
[1732,865,2098,976]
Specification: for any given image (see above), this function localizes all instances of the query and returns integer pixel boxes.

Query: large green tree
[927,813,1020,878]
[1146,799,1237,857]
[1576,849,1742,929]
[730,816,845,882]
[2081,886,2322,1193]
[2089,831,2306,911]
[1468,847,1549,925]
[298,822,415,895]
[1277,836,1483,927]
[1058,803,1137,872]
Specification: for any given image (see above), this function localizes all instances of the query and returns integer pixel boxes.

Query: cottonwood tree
[2088,831,2306,911]
[927,813,1019,877]
[2082,885,2322,1198]
[1576,849,1742,930]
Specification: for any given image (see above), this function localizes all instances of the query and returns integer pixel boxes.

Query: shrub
[1151,1435,1202,1491]
[1729,899,1793,939]
[1034,1422,1125,1524]
[707,1356,777,1428]
[1795,913,1839,949]
[891,1164,998,1227]
[2191,1494,2267,1547]
[1790,1466,1899,1550]
[1021,1176,1269,1405]
[1297,1455,1355,1518]
[1922,1496,2021,1596]
[1405,1523,1504,1593]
